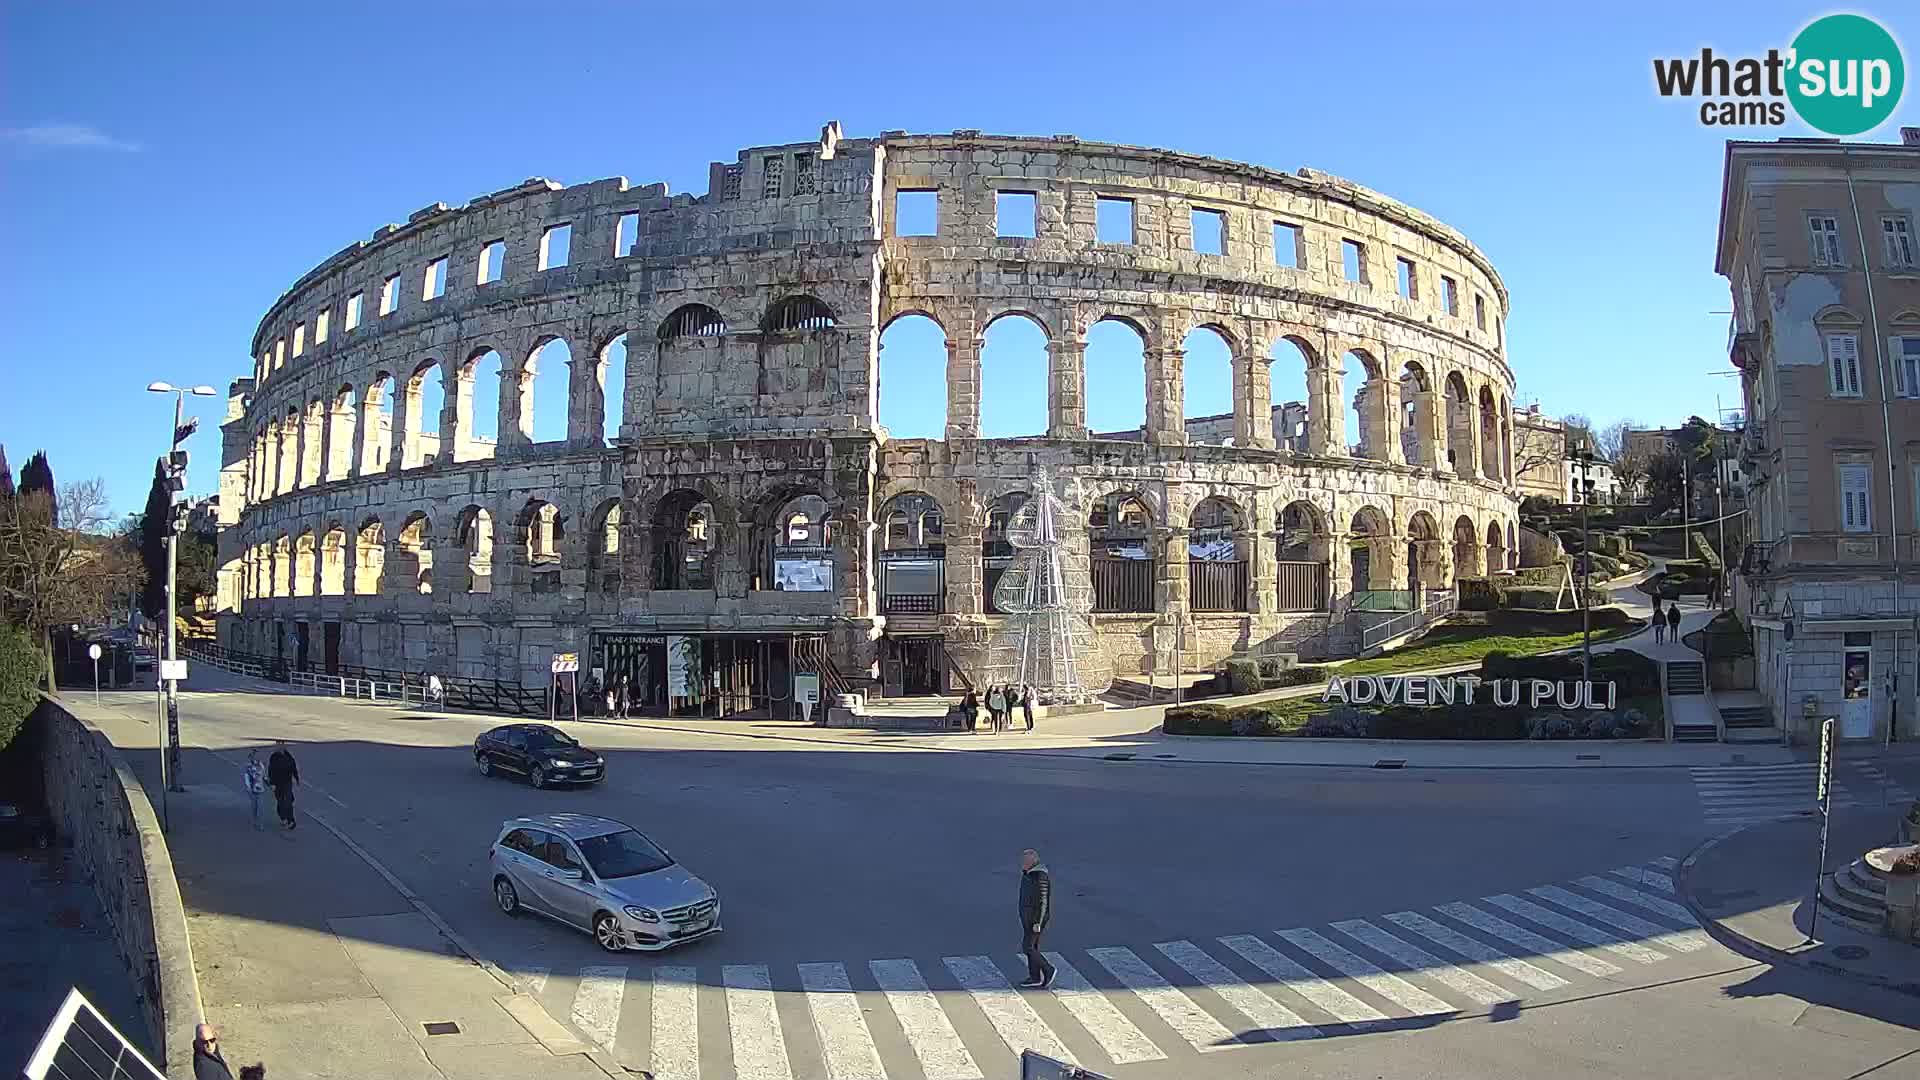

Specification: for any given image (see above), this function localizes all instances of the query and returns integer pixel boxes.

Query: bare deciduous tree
[0,479,141,686]
[1595,419,1633,463]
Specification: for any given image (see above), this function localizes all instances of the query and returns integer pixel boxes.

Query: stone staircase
[1719,704,1778,743]
[1665,660,1718,743]
[1819,855,1888,930]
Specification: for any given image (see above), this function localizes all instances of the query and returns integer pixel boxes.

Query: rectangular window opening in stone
[345,292,363,331]
[794,152,815,195]
[292,323,306,357]
[721,164,742,202]
[1474,293,1487,329]
[539,224,571,271]
[1827,332,1863,396]
[1273,221,1300,268]
[1810,214,1843,266]
[615,213,639,258]
[380,274,399,316]
[997,191,1037,238]
[315,308,330,344]
[423,255,448,301]
[1395,256,1418,300]
[1341,239,1366,283]
[274,338,285,369]
[1097,196,1134,244]
[1839,461,1872,532]
[1440,275,1459,315]
[478,240,505,284]
[1192,208,1225,255]
[895,189,937,236]
[1883,216,1915,268]
[762,155,784,199]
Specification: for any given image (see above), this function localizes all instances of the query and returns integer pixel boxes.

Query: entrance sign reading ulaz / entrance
[794,672,820,723]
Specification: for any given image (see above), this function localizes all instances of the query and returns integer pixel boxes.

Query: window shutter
[1840,464,1871,532]
[1827,334,1861,395]
[1845,337,1862,395]
[1894,337,1909,398]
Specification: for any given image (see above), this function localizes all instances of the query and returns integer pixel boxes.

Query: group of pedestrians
[1650,599,1683,644]
[240,742,301,831]
[957,683,1035,733]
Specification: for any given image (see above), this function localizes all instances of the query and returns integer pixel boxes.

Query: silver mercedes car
[488,813,720,952]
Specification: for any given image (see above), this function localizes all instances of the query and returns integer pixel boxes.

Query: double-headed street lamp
[148,381,216,809]
[1572,445,1596,685]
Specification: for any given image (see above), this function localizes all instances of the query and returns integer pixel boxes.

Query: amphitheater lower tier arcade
[213,123,1521,712]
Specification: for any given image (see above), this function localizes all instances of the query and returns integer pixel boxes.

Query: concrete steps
[1719,704,1779,743]
[1666,660,1707,695]
[1819,856,1888,929]
[1673,724,1721,743]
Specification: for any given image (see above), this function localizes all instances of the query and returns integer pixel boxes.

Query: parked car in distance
[488,813,719,952]
[474,724,604,788]
[131,647,155,673]
[0,803,53,850]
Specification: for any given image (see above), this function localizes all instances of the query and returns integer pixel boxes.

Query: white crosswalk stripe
[797,963,886,1080]
[1216,934,1389,1028]
[1038,953,1166,1064]
[1276,928,1453,1016]
[1086,945,1237,1053]
[1609,866,1674,894]
[945,955,1076,1063]
[650,966,700,1080]
[1528,885,1711,953]
[1483,893,1670,964]
[1154,939,1321,1042]
[1381,910,1569,991]
[723,965,793,1080]
[1331,919,1513,1006]
[870,958,981,1080]
[1685,763,1904,827]
[1576,875,1700,925]
[572,965,627,1054]
[1435,902,1623,978]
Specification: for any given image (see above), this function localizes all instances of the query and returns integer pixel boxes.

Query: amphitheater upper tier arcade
[215,123,1520,701]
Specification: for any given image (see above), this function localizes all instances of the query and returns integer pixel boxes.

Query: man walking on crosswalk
[1019,848,1056,988]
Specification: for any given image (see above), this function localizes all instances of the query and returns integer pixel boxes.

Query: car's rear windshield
[576,829,673,879]
[524,729,578,749]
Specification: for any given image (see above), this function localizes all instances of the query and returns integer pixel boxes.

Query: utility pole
[1575,446,1594,685]
[149,381,216,802]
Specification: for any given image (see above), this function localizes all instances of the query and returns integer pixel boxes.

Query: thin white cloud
[2,124,141,152]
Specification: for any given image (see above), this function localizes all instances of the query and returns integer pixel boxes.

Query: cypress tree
[139,458,170,621]
[18,451,53,524]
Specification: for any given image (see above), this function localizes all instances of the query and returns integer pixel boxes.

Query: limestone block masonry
[215,125,1520,697]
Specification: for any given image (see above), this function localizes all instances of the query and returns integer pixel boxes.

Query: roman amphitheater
[213,123,1522,716]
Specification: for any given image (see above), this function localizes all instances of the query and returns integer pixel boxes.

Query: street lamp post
[148,381,217,805]
[1575,447,1595,685]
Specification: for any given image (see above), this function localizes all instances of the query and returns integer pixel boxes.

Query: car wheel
[494,876,519,916]
[476,754,493,777]
[593,912,623,952]
[529,765,546,789]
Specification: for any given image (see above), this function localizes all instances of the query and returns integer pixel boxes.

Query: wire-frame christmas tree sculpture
[985,469,1111,702]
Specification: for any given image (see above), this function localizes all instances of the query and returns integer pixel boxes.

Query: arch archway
[1444,372,1472,474]
[762,295,837,333]
[879,491,945,615]
[983,491,1031,613]
[1398,361,1433,466]
[1452,515,1484,581]
[1486,520,1507,573]
[293,530,317,597]
[1182,326,1235,445]
[598,333,629,443]
[272,534,292,597]
[1188,496,1249,612]
[760,492,833,593]
[877,314,947,439]
[981,314,1048,437]
[527,338,573,444]
[1478,385,1501,480]
[1089,491,1154,613]
[456,506,493,593]
[355,519,385,595]
[1276,500,1332,611]
[1349,506,1392,595]
[1407,511,1445,593]
[589,499,624,594]
[1085,318,1146,438]
[401,361,445,469]
[327,386,357,481]
[397,513,432,595]
[651,489,716,591]
[460,349,504,460]
[361,374,393,474]
[1343,349,1385,459]
[1268,336,1316,451]
[320,526,348,595]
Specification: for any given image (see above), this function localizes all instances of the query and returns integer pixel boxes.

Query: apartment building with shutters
[1717,130,1920,745]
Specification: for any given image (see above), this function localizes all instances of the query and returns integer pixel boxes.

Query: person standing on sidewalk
[192,1023,234,1080]
[1652,600,1665,644]
[241,752,266,831]
[266,741,300,831]
[1020,685,1035,731]
[1667,602,1682,640]
[1018,848,1056,988]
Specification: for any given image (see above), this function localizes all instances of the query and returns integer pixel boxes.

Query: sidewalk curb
[1676,820,1920,998]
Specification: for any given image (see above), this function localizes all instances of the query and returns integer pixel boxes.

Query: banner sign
[1324,676,1618,710]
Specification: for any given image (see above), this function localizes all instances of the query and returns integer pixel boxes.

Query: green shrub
[1256,657,1284,681]
[1163,703,1234,734]
[0,623,40,753]
[1277,663,1332,687]
[1225,659,1263,695]
[1504,586,1569,610]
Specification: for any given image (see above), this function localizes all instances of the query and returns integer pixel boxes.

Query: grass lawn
[1334,621,1640,678]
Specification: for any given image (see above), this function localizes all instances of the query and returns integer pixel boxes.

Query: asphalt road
[83,670,1920,1080]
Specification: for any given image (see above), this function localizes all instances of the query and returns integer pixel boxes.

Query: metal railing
[1274,560,1329,612]
[1359,591,1458,651]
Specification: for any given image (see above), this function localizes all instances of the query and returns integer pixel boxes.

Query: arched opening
[589,500,624,594]
[659,303,726,341]
[1275,500,1331,611]
[762,295,837,333]
[1182,326,1235,445]
[980,314,1048,438]
[1407,511,1444,594]
[320,527,347,595]
[457,506,493,593]
[523,500,564,596]
[279,408,299,493]
[760,493,833,592]
[1452,515,1483,582]
[1398,361,1433,466]
[983,492,1031,613]
[1188,496,1248,612]
[657,304,728,409]
[1478,385,1501,480]
[598,334,628,443]
[1508,522,1519,565]
[527,338,572,444]
[300,399,326,486]
[1269,336,1314,451]
[1085,318,1146,438]
[401,361,445,469]
[1349,507,1391,596]
[355,520,385,595]
[877,314,947,439]
[272,535,292,597]
[397,513,432,595]
[879,492,945,614]
[651,490,715,591]
[1444,372,1472,474]
[460,349,503,461]
[1487,520,1507,573]
[293,531,316,597]
[1089,491,1154,612]
[1343,349,1384,459]
[361,374,393,474]
[1499,395,1514,485]
[327,386,357,481]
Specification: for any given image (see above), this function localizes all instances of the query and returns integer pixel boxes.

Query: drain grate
[423,1021,461,1036]
[1373,759,1406,769]
[1830,945,1870,961]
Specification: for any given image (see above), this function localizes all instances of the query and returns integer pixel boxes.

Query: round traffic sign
[88,643,102,660]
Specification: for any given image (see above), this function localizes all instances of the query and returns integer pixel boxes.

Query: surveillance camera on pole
[147,381,216,810]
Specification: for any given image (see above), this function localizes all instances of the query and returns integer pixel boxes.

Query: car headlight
[546,758,568,769]
[623,905,660,922]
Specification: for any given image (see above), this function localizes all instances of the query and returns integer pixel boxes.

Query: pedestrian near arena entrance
[960,689,979,732]
[241,751,266,830]
[266,741,300,830]
[1020,685,1035,731]
[1018,848,1056,988]
[986,685,1007,733]
[1652,601,1665,644]
[1667,602,1682,639]
[192,1023,234,1080]
[616,674,632,719]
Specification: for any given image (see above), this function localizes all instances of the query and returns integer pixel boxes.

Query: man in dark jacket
[266,741,300,830]
[1018,848,1056,988]
[193,1023,234,1080]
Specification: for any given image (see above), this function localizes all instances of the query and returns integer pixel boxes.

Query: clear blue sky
[4,1,1910,515]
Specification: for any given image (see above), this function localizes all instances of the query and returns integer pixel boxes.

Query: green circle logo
[1787,14,1905,136]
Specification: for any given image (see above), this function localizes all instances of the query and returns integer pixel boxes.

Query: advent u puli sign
[1323,675,1619,710]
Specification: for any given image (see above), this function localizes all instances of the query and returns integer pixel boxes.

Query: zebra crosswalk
[1690,760,1918,828]
[505,855,1720,1078]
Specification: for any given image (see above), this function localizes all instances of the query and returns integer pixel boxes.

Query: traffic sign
[1816,716,1837,811]
[87,643,102,661]
[794,673,820,723]
[551,652,580,674]
[159,659,187,682]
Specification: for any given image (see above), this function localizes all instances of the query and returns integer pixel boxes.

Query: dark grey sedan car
[488,813,720,952]
[474,724,604,788]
